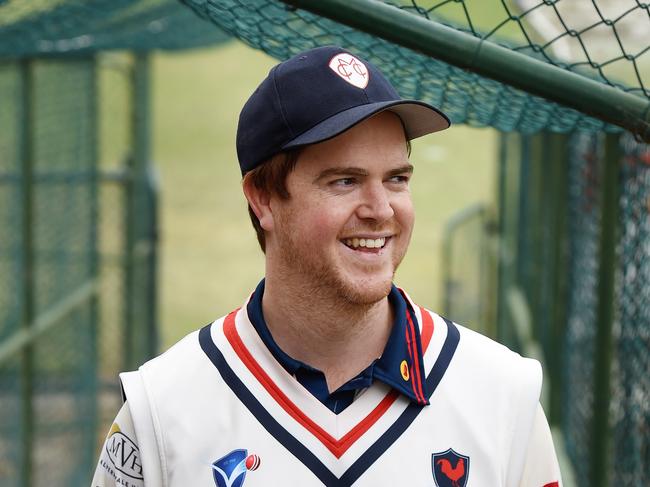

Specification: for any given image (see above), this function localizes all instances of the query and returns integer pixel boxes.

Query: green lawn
[152,41,497,348]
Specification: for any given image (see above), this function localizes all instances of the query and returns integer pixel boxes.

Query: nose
[356,181,394,223]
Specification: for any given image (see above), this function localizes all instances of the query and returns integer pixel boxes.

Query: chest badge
[432,448,469,487]
[211,449,260,487]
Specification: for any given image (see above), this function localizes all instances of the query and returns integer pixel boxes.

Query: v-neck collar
[198,297,460,486]
[246,279,429,408]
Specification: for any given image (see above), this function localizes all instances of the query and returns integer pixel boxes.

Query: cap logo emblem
[329,53,369,89]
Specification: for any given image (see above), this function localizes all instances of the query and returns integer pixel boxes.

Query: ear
[242,176,275,232]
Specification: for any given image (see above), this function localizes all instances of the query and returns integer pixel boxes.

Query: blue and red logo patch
[432,448,469,487]
[211,449,260,487]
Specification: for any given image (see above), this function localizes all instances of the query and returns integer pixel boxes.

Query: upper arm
[91,401,144,487]
[518,403,563,487]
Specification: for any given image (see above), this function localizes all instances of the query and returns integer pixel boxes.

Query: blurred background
[0,0,648,486]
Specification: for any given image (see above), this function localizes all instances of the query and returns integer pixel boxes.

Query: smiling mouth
[341,237,389,250]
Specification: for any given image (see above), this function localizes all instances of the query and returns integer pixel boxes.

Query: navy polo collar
[246,279,429,407]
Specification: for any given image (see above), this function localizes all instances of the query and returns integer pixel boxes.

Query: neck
[261,274,393,393]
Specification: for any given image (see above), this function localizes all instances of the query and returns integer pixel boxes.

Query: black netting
[0,57,99,485]
[563,131,603,484]
[398,0,649,99]
[179,0,650,135]
[0,52,160,485]
[611,134,650,485]
[0,0,229,56]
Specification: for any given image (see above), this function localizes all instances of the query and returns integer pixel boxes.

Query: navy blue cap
[236,46,450,174]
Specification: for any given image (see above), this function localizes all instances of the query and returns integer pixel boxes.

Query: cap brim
[281,100,450,151]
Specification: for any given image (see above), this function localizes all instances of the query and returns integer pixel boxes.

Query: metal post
[496,132,522,344]
[527,134,544,342]
[440,203,486,325]
[591,133,620,487]
[515,136,530,287]
[19,57,35,487]
[123,142,134,364]
[124,52,153,370]
[86,54,100,474]
[145,165,159,358]
[495,134,509,343]
[133,52,156,360]
[441,220,453,318]
[547,133,570,426]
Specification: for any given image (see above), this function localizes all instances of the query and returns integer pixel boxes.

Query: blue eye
[389,175,410,184]
[333,178,355,186]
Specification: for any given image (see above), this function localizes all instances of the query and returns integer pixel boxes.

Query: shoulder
[421,310,545,483]
[458,320,541,378]
[140,314,228,380]
[422,307,542,394]
[120,313,231,405]
[117,316,231,484]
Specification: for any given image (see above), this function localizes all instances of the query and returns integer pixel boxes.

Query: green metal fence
[2,1,649,485]
[440,203,492,336]
[443,130,649,486]
[0,53,158,486]
[486,130,649,487]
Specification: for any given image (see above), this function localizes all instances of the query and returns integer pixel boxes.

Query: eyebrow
[313,164,414,183]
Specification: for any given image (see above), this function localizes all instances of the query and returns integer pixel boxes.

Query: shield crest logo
[328,53,369,89]
[432,448,470,487]
[211,449,249,487]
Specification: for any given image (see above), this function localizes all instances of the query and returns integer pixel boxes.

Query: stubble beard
[275,217,406,307]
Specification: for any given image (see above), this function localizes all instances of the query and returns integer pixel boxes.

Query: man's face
[266,111,414,305]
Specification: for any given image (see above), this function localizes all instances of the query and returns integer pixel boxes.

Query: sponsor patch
[104,423,144,481]
[432,448,469,487]
[212,449,260,487]
[328,53,369,89]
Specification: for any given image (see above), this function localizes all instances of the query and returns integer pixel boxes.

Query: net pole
[547,133,570,427]
[133,51,158,358]
[18,57,35,487]
[282,0,650,142]
[590,133,620,487]
[87,53,100,475]
[123,56,136,372]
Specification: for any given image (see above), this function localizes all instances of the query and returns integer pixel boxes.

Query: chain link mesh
[0,57,98,486]
[180,0,649,134]
[0,60,24,486]
[441,205,489,333]
[0,0,647,132]
[398,0,650,98]
[0,0,649,484]
[611,134,650,485]
[0,52,164,485]
[489,130,649,486]
[563,131,603,484]
[0,0,229,56]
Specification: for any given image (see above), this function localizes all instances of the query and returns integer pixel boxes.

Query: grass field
[152,41,497,348]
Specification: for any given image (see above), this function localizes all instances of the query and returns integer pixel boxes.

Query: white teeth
[343,237,387,249]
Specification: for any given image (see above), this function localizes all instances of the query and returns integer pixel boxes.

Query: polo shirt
[246,279,429,414]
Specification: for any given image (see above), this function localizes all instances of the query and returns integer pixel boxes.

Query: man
[93,46,562,487]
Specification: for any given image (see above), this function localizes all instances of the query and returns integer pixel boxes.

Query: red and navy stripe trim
[223,308,399,458]
[198,313,460,486]
[404,305,427,404]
